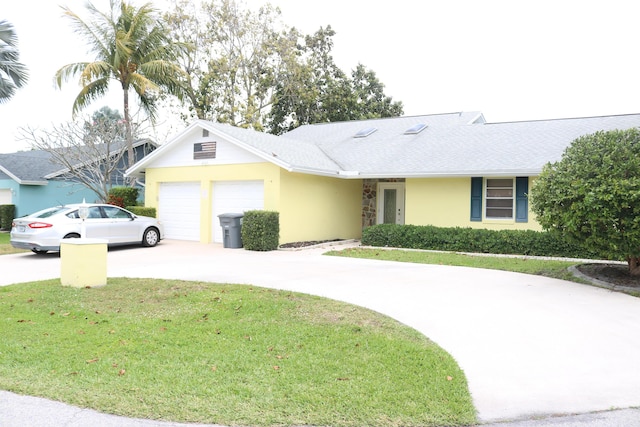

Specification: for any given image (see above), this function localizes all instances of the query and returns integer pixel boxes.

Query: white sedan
[10,203,163,254]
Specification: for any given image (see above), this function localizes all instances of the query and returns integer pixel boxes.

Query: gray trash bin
[218,213,244,248]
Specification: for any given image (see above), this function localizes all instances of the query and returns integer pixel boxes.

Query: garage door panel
[212,181,264,243]
[159,182,200,241]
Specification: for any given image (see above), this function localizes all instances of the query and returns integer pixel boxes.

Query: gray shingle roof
[0,150,58,184]
[200,121,343,172]
[1,139,155,184]
[282,112,640,177]
[127,112,640,179]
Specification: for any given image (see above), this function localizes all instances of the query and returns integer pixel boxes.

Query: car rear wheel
[63,233,81,239]
[142,228,160,247]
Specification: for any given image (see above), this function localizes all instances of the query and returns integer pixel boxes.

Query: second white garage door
[212,180,264,243]
[158,182,201,241]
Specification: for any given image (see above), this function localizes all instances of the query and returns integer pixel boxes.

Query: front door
[377,183,405,225]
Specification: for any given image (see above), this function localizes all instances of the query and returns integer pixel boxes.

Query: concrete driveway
[1,240,640,424]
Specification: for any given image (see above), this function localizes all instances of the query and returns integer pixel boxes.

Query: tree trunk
[627,257,640,276]
[123,89,135,187]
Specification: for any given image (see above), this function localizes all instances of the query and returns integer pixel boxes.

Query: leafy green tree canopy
[268,27,403,134]
[530,128,640,274]
[164,0,288,130]
[85,106,127,142]
[164,1,403,134]
[0,19,29,103]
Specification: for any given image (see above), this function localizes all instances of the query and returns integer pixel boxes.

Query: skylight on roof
[404,123,427,135]
[354,127,377,138]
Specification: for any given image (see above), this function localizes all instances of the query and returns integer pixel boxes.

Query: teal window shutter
[515,177,528,222]
[470,177,482,221]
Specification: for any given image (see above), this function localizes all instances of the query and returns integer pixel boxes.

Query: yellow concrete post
[60,239,108,288]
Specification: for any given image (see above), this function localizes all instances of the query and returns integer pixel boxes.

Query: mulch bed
[576,263,640,289]
[279,239,343,249]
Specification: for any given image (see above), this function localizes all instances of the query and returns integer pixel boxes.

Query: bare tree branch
[18,116,141,202]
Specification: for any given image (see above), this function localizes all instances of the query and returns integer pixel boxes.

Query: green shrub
[126,206,156,218]
[0,204,16,230]
[108,187,139,207]
[361,224,604,259]
[241,210,279,251]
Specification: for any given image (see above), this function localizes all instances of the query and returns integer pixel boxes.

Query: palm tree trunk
[123,89,135,186]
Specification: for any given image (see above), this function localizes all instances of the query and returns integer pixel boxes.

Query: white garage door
[212,180,264,243]
[159,182,201,241]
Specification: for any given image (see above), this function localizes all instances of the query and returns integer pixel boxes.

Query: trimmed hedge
[0,204,16,230]
[241,210,279,251]
[361,224,606,260]
[126,206,157,218]
[108,187,139,207]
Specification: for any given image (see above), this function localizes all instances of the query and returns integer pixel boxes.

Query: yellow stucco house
[126,112,640,245]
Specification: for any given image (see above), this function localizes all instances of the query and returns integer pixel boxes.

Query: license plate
[18,226,25,232]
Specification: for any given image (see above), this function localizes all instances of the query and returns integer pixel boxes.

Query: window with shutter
[470,177,529,223]
[470,177,482,221]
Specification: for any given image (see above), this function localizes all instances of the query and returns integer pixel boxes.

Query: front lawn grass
[0,278,476,427]
[328,247,582,283]
[0,231,25,255]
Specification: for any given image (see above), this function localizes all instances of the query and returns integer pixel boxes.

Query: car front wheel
[142,228,160,247]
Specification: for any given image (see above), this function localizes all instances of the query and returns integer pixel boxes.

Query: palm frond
[0,19,29,102]
[0,57,29,87]
[54,62,91,88]
[79,61,113,87]
[128,72,158,119]
[60,5,112,61]
[72,76,111,116]
[138,59,188,99]
[0,20,19,46]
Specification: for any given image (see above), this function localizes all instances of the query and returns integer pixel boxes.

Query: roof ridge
[486,112,640,125]
[297,111,482,127]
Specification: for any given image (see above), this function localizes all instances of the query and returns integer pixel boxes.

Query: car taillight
[28,222,53,229]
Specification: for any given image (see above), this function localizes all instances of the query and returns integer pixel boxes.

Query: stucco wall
[144,163,281,243]
[12,181,98,217]
[279,171,362,244]
[405,177,541,230]
[144,163,362,244]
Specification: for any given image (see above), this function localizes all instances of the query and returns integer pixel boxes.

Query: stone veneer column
[362,179,377,228]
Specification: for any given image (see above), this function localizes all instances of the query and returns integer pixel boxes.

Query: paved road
[1,240,640,426]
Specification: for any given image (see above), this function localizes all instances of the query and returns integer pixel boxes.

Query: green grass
[0,231,26,255]
[0,278,476,427]
[327,247,582,283]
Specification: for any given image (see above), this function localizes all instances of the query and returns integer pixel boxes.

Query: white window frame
[485,178,515,220]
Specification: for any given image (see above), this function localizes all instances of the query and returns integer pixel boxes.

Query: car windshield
[29,206,70,218]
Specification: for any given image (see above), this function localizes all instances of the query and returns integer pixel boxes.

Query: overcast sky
[2,0,639,153]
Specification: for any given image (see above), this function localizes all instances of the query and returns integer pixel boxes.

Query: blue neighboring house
[0,139,156,218]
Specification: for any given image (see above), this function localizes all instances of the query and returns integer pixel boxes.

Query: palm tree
[0,20,29,103]
[55,0,187,174]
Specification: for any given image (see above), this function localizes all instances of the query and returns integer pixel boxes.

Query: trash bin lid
[217,212,244,218]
